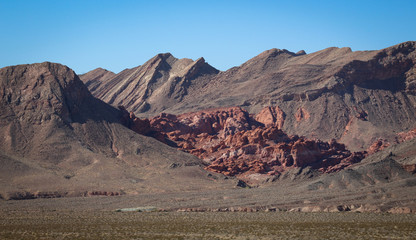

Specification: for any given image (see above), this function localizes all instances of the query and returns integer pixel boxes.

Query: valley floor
[1,192,416,239]
[1,207,415,239]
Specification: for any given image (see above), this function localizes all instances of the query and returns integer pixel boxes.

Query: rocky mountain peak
[79,52,219,116]
[295,50,306,56]
[182,57,219,79]
[79,67,116,93]
[153,52,176,64]
[1,62,91,124]
[254,48,297,60]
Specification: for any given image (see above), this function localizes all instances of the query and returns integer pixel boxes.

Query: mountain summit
[80,53,219,114]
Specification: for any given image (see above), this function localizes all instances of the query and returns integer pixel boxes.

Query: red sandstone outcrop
[366,128,416,155]
[402,164,416,174]
[397,128,416,142]
[294,107,310,122]
[122,106,367,177]
[366,139,391,155]
[119,106,152,135]
[255,106,285,128]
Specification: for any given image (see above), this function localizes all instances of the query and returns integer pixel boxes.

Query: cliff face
[82,42,416,151]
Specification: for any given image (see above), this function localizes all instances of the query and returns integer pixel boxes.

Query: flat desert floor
[1,197,416,239]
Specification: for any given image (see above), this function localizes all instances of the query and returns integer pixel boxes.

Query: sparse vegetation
[0,210,415,239]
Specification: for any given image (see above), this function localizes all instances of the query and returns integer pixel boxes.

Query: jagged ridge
[81,53,219,114]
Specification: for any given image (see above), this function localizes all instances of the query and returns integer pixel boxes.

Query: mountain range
[81,41,416,151]
[1,42,416,212]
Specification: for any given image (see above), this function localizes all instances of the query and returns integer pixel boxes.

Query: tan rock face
[122,106,367,177]
[82,53,219,116]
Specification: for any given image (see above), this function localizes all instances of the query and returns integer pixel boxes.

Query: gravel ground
[1,209,415,239]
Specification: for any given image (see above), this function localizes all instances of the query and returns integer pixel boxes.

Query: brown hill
[0,62,233,200]
[82,42,416,151]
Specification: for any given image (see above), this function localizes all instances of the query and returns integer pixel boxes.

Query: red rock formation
[119,106,151,135]
[121,106,367,177]
[402,164,416,174]
[294,107,310,122]
[255,106,285,129]
[119,106,167,142]
[130,112,152,136]
[366,139,391,155]
[366,128,416,155]
[397,128,416,142]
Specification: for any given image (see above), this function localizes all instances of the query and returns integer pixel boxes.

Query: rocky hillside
[82,42,416,151]
[80,53,218,114]
[0,62,233,199]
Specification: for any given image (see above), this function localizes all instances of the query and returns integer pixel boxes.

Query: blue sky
[1,0,415,74]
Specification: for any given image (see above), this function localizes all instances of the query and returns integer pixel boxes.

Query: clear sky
[1,0,415,74]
